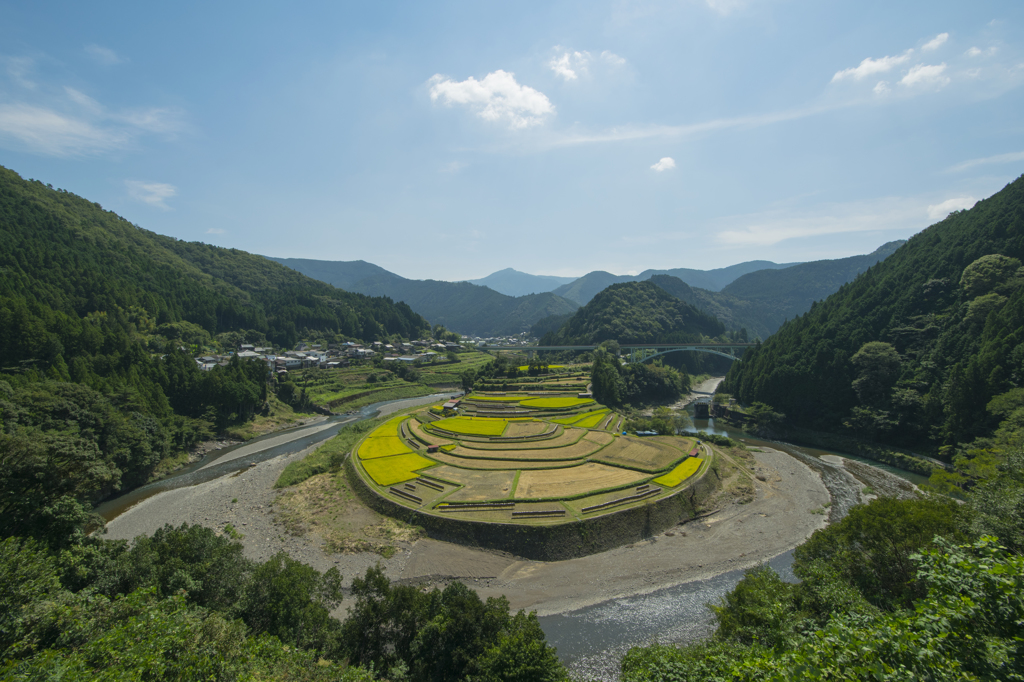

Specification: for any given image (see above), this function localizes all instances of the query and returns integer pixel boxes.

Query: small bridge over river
[480,343,755,363]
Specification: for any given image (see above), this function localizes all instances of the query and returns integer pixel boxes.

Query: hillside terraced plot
[351,391,710,526]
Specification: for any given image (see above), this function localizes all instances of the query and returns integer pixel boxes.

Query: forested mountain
[722,174,1024,455]
[542,280,725,345]
[0,165,429,544]
[550,260,799,306]
[464,267,575,296]
[270,257,579,337]
[646,242,904,339]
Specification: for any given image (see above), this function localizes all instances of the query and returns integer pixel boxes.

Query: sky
[1,1,1023,280]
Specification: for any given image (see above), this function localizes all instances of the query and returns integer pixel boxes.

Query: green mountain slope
[0,165,429,539]
[270,257,579,337]
[722,175,1024,454]
[543,280,725,345]
[645,242,904,339]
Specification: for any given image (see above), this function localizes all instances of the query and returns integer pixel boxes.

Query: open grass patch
[569,410,611,429]
[362,453,435,486]
[465,395,524,402]
[653,457,702,487]
[520,396,594,409]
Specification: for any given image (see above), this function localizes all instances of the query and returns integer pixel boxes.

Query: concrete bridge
[479,343,755,363]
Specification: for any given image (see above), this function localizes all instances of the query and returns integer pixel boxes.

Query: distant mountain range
[463,268,576,297]
[549,260,801,306]
[268,258,578,337]
[270,242,903,339]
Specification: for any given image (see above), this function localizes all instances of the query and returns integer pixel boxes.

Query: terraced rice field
[351,392,710,524]
[515,463,648,499]
[591,436,690,472]
[428,416,510,436]
[361,453,436,486]
[520,396,594,409]
[653,457,703,487]
[358,435,414,460]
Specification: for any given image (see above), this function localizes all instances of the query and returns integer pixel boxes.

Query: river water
[94,392,459,523]
[537,408,929,681]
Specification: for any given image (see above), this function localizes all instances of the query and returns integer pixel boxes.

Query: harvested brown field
[408,419,454,447]
[458,426,582,451]
[427,466,516,501]
[504,421,555,437]
[591,436,686,472]
[515,463,648,499]
[449,437,605,461]
[426,450,586,470]
[583,431,615,446]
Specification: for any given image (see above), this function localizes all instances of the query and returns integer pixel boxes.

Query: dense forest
[271,257,580,337]
[722,174,1024,467]
[0,165,430,545]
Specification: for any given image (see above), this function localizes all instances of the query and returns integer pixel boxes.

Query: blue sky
[1,1,1022,280]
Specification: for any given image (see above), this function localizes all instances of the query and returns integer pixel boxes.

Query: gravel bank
[104,441,830,617]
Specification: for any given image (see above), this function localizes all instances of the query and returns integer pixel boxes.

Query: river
[537,403,929,681]
[94,388,927,682]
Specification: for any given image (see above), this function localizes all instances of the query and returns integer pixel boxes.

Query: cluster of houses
[194,339,465,376]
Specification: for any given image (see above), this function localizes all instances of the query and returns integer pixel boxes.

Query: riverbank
[103,439,834,616]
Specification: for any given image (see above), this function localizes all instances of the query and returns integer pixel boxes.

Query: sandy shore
[104,436,832,616]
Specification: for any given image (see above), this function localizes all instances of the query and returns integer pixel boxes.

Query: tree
[850,341,901,409]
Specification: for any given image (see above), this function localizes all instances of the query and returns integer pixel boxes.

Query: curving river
[93,387,928,682]
[537,406,928,681]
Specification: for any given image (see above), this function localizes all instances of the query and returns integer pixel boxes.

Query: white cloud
[4,56,36,89]
[873,80,890,95]
[600,50,626,67]
[0,83,184,156]
[900,63,950,88]
[428,70,554,129]
[439,160,467,173]
[550,49,590,81]
[84,44,124,65]
[966,46,982,57]
[922,33,949,52]
[126,180,177,210]
[206,228,225,234]
[927,197,976,220]
[650,157,676,172]
[0,103,129,155]
[832,50,913,82]
[705,0,745,16]
[947,150,1024,172]
[711,197,927,247]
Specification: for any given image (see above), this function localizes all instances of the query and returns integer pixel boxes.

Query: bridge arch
[626,346,743,364]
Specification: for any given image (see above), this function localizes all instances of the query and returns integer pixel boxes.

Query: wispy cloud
[650,157,676,172]
[710,197,928,247]
[946,150,1024,173]
[84,44,125,65]
[832,50,913,82]
[4,56,36,89]
[705,0,746,16]
[927,196,976,220]
[900,63,949,88]
[428,70,554,129]
[0,103,130,155]
[126,180,177,210]
[546,101,838,148]
[600,50,626,67]
[0,80,184,156]
[206,228,225,235]
[922,33,949,52]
